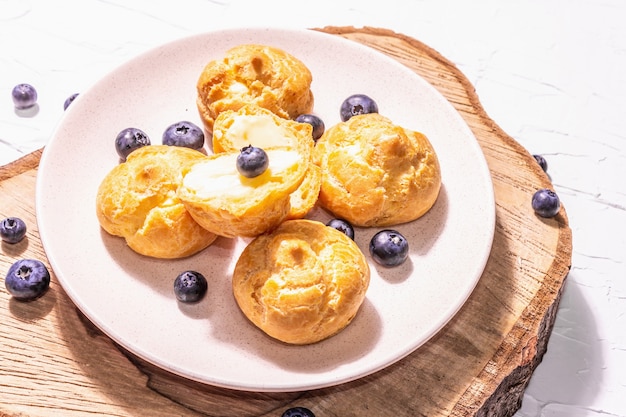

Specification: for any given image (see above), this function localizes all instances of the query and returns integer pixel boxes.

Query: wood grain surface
[0,27,572,417]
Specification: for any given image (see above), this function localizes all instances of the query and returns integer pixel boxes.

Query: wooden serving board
[0,27,571,417]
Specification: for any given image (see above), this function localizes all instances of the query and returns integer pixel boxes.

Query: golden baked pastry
[196,44,314,132]
[177,145,309,238]
[95,145,218,259]
[313,113,441,227]
[232,219,370,345]
[285,163,321,220]
[212,105,320,219]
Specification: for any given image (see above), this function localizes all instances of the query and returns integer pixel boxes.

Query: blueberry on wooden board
[532,188,560,218]
[5,259,51,301]
[0,217,27,243]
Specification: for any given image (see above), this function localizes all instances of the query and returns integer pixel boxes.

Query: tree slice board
[0,26,572,417]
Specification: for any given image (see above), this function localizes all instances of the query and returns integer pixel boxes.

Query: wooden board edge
[315,26,573,417]
[0,27,574,417]
[0,148,43,182]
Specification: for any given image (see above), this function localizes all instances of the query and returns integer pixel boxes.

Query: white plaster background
[1,1,624,416]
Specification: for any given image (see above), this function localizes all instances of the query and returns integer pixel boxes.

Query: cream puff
[95,145,217,258]
[313,113,441,227]
[232,219,370,344]
[196,44,314,132]
[211,105,320,219]
[177,145,309,238]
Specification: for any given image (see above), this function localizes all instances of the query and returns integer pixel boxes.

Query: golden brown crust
[178,146,308,238]
[232,219,370,345]
[285,163,321,220]
[313,113,442,227]
[196,44,314,132]
[95,145,217,258]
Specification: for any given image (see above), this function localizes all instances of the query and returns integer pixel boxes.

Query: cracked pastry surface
[196,44,314,132]
[232,219,370,345]
[95,145,217,259]
[313,113,442,227]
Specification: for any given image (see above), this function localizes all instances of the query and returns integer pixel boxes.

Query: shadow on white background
[516,275,608,416]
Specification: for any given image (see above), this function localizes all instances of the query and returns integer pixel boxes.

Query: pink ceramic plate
[37,27,495,392]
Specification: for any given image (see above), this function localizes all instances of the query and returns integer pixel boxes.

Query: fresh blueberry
[5,259,51,301]
[281,407,316,417]
[326,218,355,240]
[340,93,378,122]
[369,229,409,267]
[162,120,205,150]
[12,83,38,109]
[0,217,27,244]
[174,270,208,303]
[115,127,150,161]
[237,145,269,178]
[63,93,79,110]
[533,154,548,172]
[531,188,560,218]
[295,114,325,141]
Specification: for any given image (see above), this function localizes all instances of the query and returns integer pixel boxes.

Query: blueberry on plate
[174,270,208,303]
[162,120,205,150]
[295,114,325,141]
[5,259,51,301]
[531,188,560,218]
[12,83,38,109]
[369,229,409,267]
[340,93,378,122]
[281,407,316,417]
[237,145,269,178]
[0,217,27,244]
[63,93,79,110]
[326,218,355,240]
[115,127,150,160]
[533,154,548,172]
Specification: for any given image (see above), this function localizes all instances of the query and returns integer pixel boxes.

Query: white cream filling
[183,149,300,198]
[225,115,295,150]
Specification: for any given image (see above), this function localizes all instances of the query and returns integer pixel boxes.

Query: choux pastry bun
[177,145,309,238]
[232,219,370,345]
[196,44,314,132]
[212,105,320,219]
[95,145,218,259]
[313,113,441,227]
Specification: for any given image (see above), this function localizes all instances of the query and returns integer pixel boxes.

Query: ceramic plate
[36,28,495,392]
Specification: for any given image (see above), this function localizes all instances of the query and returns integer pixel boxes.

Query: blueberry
[0,217,27,244]
[63,93,79,110]
[326,218,355,240]
[236,145,269,178]
[369,229,409,267]
[115,127,150,160]
[531,188,560,218]
[340,94,378,122]
[12,83,38,109]
[162,120,205,150]
[295,114,325,141]
[281,407,315,417]
[533,154,548,172]
[174,270,208,303]
[5,259,51,301]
